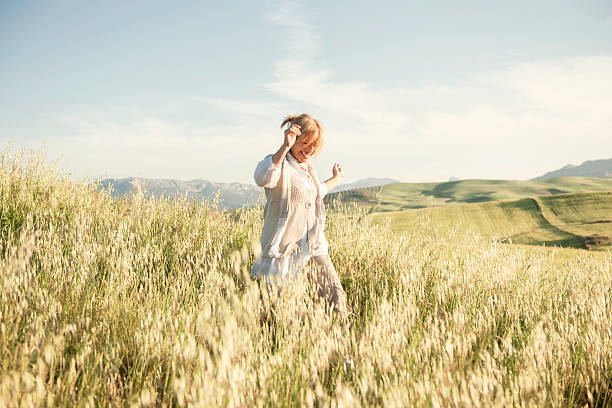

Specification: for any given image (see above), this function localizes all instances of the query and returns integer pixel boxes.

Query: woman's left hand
[332,163,344,181]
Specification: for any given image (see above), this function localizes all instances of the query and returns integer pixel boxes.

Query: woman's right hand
[284,124,301,149]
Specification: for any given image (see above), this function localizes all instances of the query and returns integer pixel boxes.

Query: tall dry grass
[1,149,611,407]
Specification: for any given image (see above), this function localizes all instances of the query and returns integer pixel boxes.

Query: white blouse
[252,153,329,281]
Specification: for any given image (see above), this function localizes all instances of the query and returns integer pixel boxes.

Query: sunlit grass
[1,149,612,406]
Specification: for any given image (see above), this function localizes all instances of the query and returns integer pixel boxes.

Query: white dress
[252,153,329,281]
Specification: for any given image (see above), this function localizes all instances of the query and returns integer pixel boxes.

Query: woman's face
[290,138,316,163]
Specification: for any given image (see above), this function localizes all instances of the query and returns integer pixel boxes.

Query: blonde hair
[280,113,325,154]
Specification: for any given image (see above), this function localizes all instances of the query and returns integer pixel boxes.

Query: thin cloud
[192,97,288,119]
[264,1,411,130]
[47,110,274,182]
[33,2,612,184]
[265,0,319,55]
[262,2,612,181]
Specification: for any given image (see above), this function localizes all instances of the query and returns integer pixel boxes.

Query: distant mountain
[532,158,612,180]
[329,178,399,193]
[98,177,262,209]
[98,176,399,209]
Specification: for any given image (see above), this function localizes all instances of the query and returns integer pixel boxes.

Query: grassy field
[536,193,612,238]
[373,192,612,250]
[324,186,381,209]
[2,150,612,406]
[372,177,612,212]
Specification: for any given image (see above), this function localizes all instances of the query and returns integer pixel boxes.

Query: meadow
[373,178,612,212]
[373,192,612,251]
[1,150,612,407]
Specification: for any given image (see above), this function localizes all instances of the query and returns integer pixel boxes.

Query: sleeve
[319,181,328,198]
[254,154,282,188]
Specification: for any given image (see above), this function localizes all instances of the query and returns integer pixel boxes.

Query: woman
[251,113,348,317]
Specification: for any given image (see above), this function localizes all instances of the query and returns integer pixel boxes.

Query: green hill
[328,176,612,249]
[373,191,612,250]
[374,177,612,212]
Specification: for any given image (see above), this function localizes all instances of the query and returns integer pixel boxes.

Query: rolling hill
[325,176,612,212]
[373,177,612,212]
[328,177,399,193]
[327,176,612,250]
[372,191,612,250]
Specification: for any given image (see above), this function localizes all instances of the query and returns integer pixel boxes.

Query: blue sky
[1,0,611,183]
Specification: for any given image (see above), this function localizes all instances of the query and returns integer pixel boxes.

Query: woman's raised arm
[323,163,344,192]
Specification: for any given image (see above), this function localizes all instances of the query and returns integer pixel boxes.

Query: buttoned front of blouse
[252,153,329,281]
